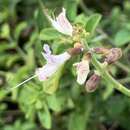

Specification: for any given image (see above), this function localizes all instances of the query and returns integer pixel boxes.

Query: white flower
[73,60,90,85]
[35,44,71,81]
[47,8,73,36]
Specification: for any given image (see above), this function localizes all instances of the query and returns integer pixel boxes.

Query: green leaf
[0,24,10,38]
[68,103,92,130]
[102,82,114,100]
[35,8,49,31]
[0,90,8,101]
[43,65,64,94]
[114,29,130,46]
[35,100,43,110]
[25,48,35,69]
[14,22,28,40]
[47,92,67,112]
[85,14,102,34]
[64,0,78,21]
[107,96,125,118]
[69,112,86,130]
[38,103,51,129]
[6,54,20,68]
[0,43,16,53]
[47,94,63,112]
[74,14,88,26]
[39,28,62,41]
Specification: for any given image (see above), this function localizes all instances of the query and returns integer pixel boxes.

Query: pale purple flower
[73,60,90,85]
[47,8,73,36]
[35,44,71,81]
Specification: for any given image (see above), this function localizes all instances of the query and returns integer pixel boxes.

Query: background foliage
[0,0,130,130]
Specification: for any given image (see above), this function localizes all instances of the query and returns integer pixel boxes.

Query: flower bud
[85,73,101,92]
[67,47,83,56]
[92,47,109,55]
[83,53,91,61]
[104,48,122,64]
[74,42,84,48]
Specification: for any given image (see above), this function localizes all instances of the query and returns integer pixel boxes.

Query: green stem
[85,42,130,97]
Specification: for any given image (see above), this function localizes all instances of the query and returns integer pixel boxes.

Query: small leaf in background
[43,65,64,94]
[46,92,68,112]
[68,112,86,130]
[0,24,10,38]
[26,107,35,120]
[0,42,16,52]
[38,103,51,129]
[14,22,28,40]
[34,8,50,31]
[64,0,78,21]
[0,90,8,101]
[68,103,92,130]
[47,94,63,112]
[102,82,114,100]
[74,14,88,26]
[6,54,20,68]
[39,28,62,41]
[86,14,102,34]
[35,100,43,110]
[3,120,37,130]
[106,96,126,118]
[25,48,35,69]
[71,83,81,100]
[114,29,130,46]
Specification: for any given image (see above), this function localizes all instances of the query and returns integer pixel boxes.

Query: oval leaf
[38,104,51,129]
[86,14,102,34]
[64,0,78,21]
[114,29,130,46]
[39,28,62,41]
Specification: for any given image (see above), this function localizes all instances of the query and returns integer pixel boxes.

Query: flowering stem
[85,42,130,97]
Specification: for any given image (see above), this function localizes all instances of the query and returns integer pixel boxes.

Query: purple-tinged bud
[83,53,91,61]
[67,46,83,56]
[104,48,122,64]
[92,47,109,55]
[74,42,83,48]
[85,73,101,92]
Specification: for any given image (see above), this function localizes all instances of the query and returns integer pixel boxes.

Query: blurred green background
[0,0,130,130]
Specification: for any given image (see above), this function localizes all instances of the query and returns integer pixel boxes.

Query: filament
[7,75,37,92]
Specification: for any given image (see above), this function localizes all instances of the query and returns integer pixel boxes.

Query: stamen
[7,75,37,92]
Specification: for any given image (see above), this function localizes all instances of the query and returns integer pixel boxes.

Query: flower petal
[74,60,90,85]
[47,8,73,36]
[43,44,51,54]
[56,8,73,36]
[51,20,65,34]
[36,64,58,81]
[36,45,71,81]
[52,52,71,64]
[42,52,55,64]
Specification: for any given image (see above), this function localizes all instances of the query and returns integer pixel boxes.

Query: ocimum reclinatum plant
[1,0,130,129]
[9,6,130,98]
